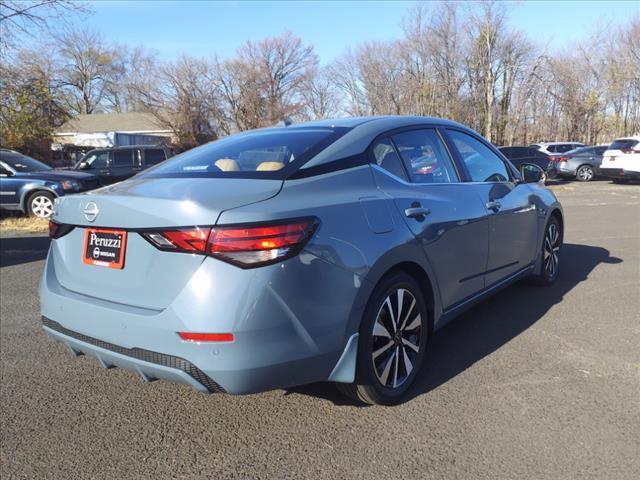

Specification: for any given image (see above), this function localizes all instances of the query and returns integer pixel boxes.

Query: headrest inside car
[215,159,240,172]
[256,162,285,171]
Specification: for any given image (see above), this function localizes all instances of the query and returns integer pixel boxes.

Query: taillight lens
[141,218,318,268]
[48,221,74,239]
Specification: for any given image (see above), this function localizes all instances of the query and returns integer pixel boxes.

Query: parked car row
[499,136,640,183]
[1,145,172,218]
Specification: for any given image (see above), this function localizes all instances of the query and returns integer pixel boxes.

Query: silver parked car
[547,145,609,181]
[40,116,563,405]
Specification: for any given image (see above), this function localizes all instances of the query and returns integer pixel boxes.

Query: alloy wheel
[371,288,422,389]
[543,222,560,278]
[31,195,54,218]
[577,166,594,181]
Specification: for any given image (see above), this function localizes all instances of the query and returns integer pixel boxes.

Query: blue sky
[84,1,638,62]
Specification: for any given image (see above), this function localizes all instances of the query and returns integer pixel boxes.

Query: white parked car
[600,136,640,182]
[530,142,586,156]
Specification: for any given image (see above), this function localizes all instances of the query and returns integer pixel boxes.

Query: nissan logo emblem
[83,202,99,222]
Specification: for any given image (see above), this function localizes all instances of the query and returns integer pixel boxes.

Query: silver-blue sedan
[40,116,563,405]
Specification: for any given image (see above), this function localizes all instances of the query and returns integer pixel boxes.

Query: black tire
[26,191,55,218]
[575,165,594,182]
[530,216,562,286]
[336,271,429,405]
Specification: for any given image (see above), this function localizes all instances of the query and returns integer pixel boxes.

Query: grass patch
[0,214,49,234]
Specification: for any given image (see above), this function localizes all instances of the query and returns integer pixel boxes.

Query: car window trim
[442,127,518,183]
[366,124,464,184]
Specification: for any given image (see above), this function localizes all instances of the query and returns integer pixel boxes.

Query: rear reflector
[141,218,318,268]
[178,332,234,342]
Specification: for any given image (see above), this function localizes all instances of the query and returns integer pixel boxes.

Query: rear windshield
[140,128,348,179]
[610,139,638,150]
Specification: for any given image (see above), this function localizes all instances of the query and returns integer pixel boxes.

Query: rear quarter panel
[216,165,434,347]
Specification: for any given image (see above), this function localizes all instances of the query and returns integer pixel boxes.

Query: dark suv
[73,145,172,184]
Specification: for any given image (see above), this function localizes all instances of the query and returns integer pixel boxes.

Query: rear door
[109,149,137,183]
[142,148,167,169]
[370,128,489,309]
[444,129,539,287]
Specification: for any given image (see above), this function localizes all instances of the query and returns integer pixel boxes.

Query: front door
[0,165,20,206]
[445,129,539,286]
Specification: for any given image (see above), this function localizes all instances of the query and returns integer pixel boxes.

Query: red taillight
[48,221,74,239]
[556,156,569,162]
[178,332,234,342]
[141,218,318,268]
[48,220,58,238]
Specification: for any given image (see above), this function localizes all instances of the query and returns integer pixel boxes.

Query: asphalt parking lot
[1,180,639,479]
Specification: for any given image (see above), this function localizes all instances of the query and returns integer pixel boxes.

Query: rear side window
[447,130,510,183]
[141,128,344,179]
[145,149,167,166]
[371,138,408,181]
[546,145,558,153]
[556,144,574,153]
[610,139,639,150]
[595,146,609,154]
[113,150,134,167]
[391,129,458,183]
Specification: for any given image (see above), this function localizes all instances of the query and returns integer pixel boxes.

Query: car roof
[296,116,475,169]
[536,141,584,146]
[291,115,464,130]
[90,145,167,151]
[611,136,640,141]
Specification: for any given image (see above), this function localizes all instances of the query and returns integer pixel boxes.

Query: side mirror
[77,161,90,170]
[520,163,545,184]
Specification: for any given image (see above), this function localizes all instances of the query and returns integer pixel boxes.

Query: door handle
[486,200,502,212]
[405,205,431,220]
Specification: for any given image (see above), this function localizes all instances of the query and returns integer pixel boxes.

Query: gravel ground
[1,180,639,479]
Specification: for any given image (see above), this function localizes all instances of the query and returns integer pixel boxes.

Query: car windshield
[0,151,51,172]
[140,127,347,179]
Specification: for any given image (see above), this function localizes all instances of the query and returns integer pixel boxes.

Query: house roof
[55,112,171,134]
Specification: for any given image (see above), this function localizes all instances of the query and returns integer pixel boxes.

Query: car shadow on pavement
[0,235,50,268]
[287,243,622,406]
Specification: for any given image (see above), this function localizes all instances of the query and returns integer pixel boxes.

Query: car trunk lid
[49,177,282,310]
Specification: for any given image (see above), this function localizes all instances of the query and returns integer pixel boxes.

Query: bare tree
[138,55,222,150]
[0,0,85,54]
[55,28,116,114]
[236,31,319,125]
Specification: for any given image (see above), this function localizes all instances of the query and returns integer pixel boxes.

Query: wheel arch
[549,207,564,243]
[21,186,58,212]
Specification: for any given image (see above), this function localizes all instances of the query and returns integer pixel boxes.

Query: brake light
[48,221,74,239]
[141,218,318,268]
[178,332,234,342]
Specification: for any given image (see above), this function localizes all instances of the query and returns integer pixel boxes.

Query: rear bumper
[39,245,365,395]
[600,167,640,179]
[42,316,223,393]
